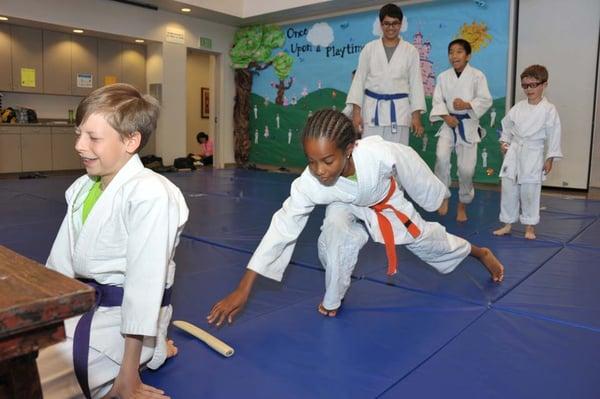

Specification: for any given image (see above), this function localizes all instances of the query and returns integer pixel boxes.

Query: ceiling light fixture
[181,8,191,12]
[135,39,145,43]
[73,29,84,33]
[0,16,9,21]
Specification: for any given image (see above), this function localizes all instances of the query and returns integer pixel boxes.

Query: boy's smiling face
[380,16,402,41]
[448,43,470,72]
[75,113,140,188]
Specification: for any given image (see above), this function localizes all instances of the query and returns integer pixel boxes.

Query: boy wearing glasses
[346,3,426,145]
[493,65,562,239]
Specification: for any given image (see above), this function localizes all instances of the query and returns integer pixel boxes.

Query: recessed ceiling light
[181,8,191,12]
[73,29,84,33]
[0,16,9,21]
[135,39,145,43]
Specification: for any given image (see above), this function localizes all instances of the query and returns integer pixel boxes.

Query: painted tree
[230,25,292,166]
[270,52,294,105]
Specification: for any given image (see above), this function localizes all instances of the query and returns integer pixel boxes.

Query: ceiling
[106,0,405,26]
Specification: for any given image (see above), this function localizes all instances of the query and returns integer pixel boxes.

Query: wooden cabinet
[51,127,81,170]
[71,35,97,96]
[0,24,12,91]
[43,30,71,95]
[0,126,22,173]
[122,43,146,92]
[98,39,122,87]
[21,126,52,172]
[11,26,43,93]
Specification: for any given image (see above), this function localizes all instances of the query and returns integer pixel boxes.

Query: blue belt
[73,278,172,398]
[449,113,471,144]
[365,89,408,133]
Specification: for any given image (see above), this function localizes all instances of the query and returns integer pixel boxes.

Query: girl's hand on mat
[104,370,169,399]
[207,289,248,326]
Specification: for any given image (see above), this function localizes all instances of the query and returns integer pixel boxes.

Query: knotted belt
[370,178,421,276]
[73,278,172,398]
[365,89,408,133]
[449,113,471,144]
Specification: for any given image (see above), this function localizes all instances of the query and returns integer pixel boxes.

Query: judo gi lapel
[350,137,392,206]
[72,154,144,267]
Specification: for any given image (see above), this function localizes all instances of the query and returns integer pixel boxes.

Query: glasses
[521,81,545,89]
[382,21,401,28]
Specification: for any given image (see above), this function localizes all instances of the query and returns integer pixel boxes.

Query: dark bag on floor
[174,157,196,170]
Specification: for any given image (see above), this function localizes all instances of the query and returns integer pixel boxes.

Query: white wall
[516,0,600,189]
[186,50,212,154]
[590,42,600,189]
[1,0,236,166]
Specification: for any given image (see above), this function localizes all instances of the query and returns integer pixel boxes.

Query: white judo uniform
[498,97,562,225]
[38,154,189,399]
[346,39,426,145]
[430,64,492,204]
[248,136,470,310]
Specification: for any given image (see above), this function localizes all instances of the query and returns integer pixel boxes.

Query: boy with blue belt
[346,3,426,145]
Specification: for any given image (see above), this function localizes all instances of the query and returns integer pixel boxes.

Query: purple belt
[73,278,172,398]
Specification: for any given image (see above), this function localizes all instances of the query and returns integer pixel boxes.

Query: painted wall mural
[246,0,510,183]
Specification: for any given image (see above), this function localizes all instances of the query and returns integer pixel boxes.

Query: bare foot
[318,303,339,317]
[524,225,536,240]
[471,245,504,283]
[438,198,449,216]
[493,224,512,236]
[456,202,468,222]
[166,339,178,358]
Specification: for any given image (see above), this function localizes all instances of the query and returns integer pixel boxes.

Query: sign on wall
[248,0,510,183]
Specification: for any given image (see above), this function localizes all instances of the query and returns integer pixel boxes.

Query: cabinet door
[98,39,122,87]
[0,128,22,173]
[21,127,52,172]
[71,35,98,96]
[0,24,12,91]
[122,43,146,93]
[43,30,71,95]
[11,26,43,93]
[52,128,81,170]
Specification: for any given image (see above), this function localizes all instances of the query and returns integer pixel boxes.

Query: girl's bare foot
[166,339,178,358]
[318,303,339,317]
[493,223,512,236]
[524,225,536,240]
[438,198,449,216]
[456,202,468,222]
[471,245,504,283]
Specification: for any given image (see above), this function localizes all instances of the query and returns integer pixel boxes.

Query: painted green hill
[248,89,505,184]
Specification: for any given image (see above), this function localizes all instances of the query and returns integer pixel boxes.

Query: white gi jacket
[346,39,426,127]
[499,98,562,183]
[46,154,189,369]
[247,136,446,281]
[430,64,492,144]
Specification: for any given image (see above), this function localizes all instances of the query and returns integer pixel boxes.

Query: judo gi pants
[317,203,471,310]
[499,177,541,225]
[363,125,410,146]
[434,134,477,204]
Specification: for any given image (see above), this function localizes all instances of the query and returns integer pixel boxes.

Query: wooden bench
[0,245,94,399]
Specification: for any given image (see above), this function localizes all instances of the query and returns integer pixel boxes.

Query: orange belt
[370,178,421,276]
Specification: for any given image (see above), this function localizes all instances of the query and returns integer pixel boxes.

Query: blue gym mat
[568,217,600,250]
[1,168,599,399]
[379,309,600,399]
[143,277,485,399]
[363,232,562,305]
[495,245,600,332]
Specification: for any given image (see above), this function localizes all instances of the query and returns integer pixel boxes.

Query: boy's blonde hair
[75,83,159,152]
[520,65,548,83]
